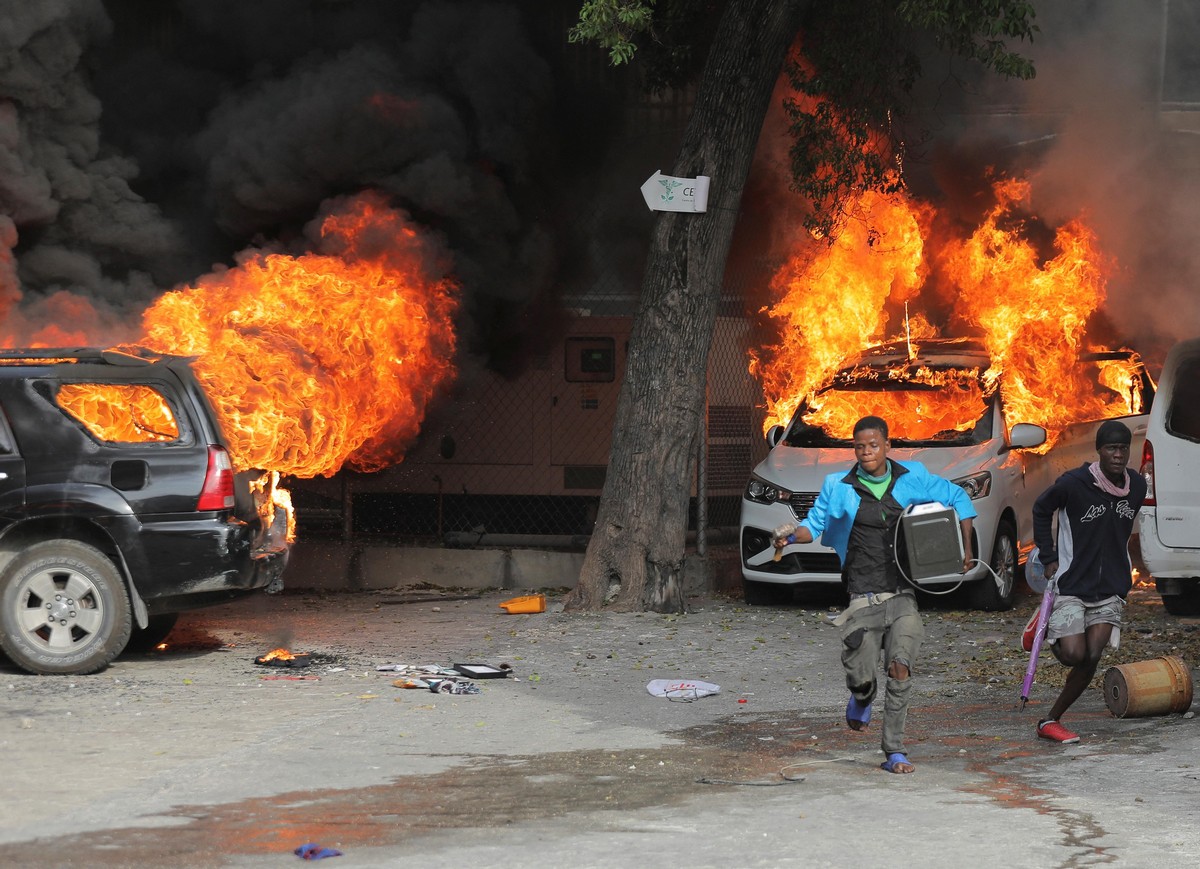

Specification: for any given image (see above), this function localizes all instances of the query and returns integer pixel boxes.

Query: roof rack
[0,346,166,366]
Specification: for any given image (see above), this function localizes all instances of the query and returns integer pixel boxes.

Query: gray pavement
[1,582,1198,868]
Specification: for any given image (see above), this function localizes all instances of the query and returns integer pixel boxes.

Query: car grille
[794,553,842,573]
[789,492,818,520]
[755,551,842,576]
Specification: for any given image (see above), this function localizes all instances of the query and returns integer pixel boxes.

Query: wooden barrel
[1103,656,1194,718]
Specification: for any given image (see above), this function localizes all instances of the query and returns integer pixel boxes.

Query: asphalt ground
[2,579,1198,868]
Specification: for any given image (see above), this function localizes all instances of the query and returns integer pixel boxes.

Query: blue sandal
[295,843,343,860]
[880,752,914,773]
[846,695,872,729]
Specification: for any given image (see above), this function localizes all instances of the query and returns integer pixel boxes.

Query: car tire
[743,579,792,606]
[0,539,133,675]
[1160,589,1200,617]
[124,612,180,654]
[966,522,1017,612]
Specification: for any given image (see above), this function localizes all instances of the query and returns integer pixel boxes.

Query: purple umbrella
[1020,577,1057,709]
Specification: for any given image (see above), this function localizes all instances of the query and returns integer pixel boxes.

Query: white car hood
[754,441,1001,490]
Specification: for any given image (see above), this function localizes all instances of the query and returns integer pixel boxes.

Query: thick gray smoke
[0,0,182,340]
[920,0,1200,370]
[0,0,582,354]
[740,1,1199,373]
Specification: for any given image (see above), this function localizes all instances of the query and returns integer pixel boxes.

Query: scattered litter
[390,676,481,694]
[295,842,342,860]
[392,678,429,690]
[261,675,320,682]
[433,679,481,695]
[376,664,458,675]
[453,663,512,679]
[646,679,721,701]
[380,664,488,694]
[499,593,545,614]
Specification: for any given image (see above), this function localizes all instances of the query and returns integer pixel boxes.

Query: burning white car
[739,339,1154,610]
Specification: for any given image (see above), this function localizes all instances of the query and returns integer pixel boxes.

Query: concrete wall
[281,540,743,598]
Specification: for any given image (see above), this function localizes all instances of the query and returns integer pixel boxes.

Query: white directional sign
[640,170,710,213]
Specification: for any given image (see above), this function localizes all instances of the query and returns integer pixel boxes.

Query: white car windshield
[778,347,1152,450]
[782,368,995,449]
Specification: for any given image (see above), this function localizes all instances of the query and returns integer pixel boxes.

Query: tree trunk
[565,0,808,613]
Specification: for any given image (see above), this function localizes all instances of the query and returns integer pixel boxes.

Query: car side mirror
[766,424,785,448]
[1008,423,1047,450]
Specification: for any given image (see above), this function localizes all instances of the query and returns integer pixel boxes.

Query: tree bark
[565,0,809,613]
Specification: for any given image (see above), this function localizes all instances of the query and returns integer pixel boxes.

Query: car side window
[1166,356,1200,441]
[55,383,181,443]
[0,407,15,454]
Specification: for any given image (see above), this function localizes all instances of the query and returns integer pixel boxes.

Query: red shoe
[1037,720,1080,744]
[1021,610,1040,652]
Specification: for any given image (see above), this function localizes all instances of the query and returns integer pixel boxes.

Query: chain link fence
[287,276,770,548]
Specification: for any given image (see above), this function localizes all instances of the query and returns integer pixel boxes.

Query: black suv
[0,347,290,675]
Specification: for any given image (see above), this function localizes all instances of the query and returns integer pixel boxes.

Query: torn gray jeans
[839,590,924,756]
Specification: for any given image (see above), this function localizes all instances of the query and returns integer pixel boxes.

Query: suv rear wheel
[0,540,133,675]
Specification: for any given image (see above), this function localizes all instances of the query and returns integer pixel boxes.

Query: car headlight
[745,475,791,505]
[953,471,992,500]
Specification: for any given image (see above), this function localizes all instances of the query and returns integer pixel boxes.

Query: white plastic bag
[1027,546,1047,593]
[646,679,721,701]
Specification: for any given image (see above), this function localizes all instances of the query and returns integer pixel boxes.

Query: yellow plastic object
[498,593,546,614]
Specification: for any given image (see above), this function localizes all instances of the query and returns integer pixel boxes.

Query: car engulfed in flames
[740,174,1156,611]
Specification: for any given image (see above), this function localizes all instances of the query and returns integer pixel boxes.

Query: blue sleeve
[800,474,836,539]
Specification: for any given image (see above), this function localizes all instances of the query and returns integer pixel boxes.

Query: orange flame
[754,175,1142,448]
[942,177,1140,447]
[257,648,296,663]
[56,384,179,443]
[802,364,988,441]
[139,191,459,478]
[0,194,458,549]
[750,187,933,432]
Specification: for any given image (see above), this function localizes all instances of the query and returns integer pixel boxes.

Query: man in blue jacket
[773,415,976,774]
[1028,419,1147,745]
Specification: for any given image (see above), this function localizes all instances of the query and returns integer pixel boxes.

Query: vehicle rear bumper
[113,514,292,601]
[1137,509,1200,580]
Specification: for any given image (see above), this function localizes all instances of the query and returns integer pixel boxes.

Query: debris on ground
[294,842,342,860]
[377,663,498,694]
[499,594,546,614]
[646,679,721,701]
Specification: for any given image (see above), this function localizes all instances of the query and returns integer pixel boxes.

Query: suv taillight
[1140,439,1155,506]
[197,445,235,511]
